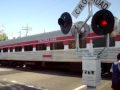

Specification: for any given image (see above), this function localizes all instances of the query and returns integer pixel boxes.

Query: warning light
[91,9,114,35]
[100,20,108,27]
[58,12,72,34]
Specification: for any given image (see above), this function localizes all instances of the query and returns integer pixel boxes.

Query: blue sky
[0,0,119,39]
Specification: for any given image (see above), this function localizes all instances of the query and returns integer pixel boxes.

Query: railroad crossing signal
[58,0,112,35]
[91,9,115,35]
[57,1,114,90]
[58,12,72,34]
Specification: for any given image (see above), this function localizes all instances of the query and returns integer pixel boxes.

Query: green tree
[0,33,8,41]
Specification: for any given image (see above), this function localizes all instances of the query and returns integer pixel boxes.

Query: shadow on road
[15,67,82,78]
[0,66,112,80]
[0,81,45,90]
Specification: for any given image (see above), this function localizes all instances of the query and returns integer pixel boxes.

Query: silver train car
[0,30,120,73]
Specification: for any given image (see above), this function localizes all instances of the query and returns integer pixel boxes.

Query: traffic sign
[93,0,111,9]
[72,0,88,18]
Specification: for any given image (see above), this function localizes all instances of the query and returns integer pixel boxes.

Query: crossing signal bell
[58,12,72,34]
[91,9,115,35]
[71,21,90,39]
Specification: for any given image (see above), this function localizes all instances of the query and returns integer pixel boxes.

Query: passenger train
[0,30,120,73]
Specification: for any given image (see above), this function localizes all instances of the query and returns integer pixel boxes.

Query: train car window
[50,43,54,50]
[10,47,13,52]
[0,49,1,53]
[24,45,33,51]
[15,46,22,52]
[50,42,64,50]
[36,44,46,51]
[3,48,8,52]
[69,41,75,49]
[93,37,115,48]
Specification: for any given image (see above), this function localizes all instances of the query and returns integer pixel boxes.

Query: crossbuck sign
[72,0,111,18]
[93,0,111,10]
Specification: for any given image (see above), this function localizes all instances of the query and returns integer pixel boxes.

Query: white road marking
[11,80,18,83]
[2,78,47,90]
[73,85,86,90]
[0,68,13,71]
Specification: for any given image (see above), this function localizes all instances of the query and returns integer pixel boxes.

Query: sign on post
[93,0,111,9]
[72,0,88,18]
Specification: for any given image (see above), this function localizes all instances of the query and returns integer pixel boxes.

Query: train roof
[0,30,72,46]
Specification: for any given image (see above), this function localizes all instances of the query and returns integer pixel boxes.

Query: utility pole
[22,24,32,36]
[44,28,46,33]
[18,31,21,38]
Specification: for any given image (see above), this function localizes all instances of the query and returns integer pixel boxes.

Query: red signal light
[91,9,114,35]
[100,20,108,27]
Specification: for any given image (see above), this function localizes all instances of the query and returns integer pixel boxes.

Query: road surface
[0,67,112,90]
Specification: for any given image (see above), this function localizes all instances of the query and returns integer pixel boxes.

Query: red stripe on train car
[43,54,52,58]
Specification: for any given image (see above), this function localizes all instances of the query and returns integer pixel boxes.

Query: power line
[22,24,32,36]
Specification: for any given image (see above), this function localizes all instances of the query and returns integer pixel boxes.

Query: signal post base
[82,56,101,90]
[87,86,96,90]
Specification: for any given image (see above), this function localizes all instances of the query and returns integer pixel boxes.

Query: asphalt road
[0,67,113,90]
